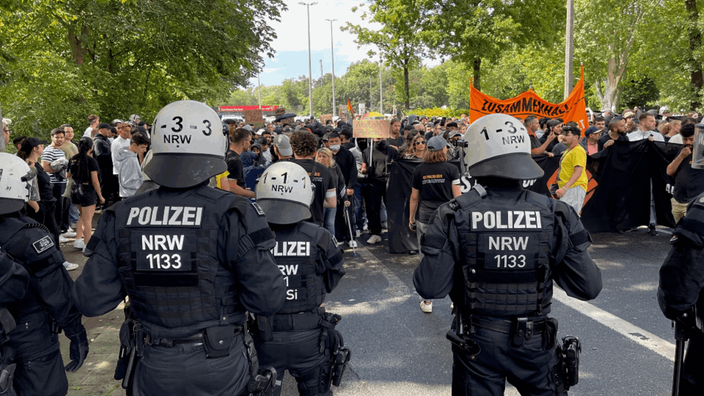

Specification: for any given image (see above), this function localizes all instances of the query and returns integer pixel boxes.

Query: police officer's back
[0,152,89,396]
[72,101,286,396]
[253,162,348,396]
[413,114,602,396]
[658,131,704,395]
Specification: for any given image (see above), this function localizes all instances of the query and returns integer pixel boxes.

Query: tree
[343,0,426,110]
[418,0,564,91]
[0,0,285,135]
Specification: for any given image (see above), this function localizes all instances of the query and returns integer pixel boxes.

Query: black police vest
[272,222,326,314]
[0,217,64,319]
[453,190,556,317]
[111,186,243,330]
[676,193,704,247]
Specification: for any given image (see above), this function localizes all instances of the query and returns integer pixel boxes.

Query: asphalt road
[61,224,680,396]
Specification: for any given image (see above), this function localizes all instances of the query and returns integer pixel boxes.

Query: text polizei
[471,210,542,230]
[126,206,203,226]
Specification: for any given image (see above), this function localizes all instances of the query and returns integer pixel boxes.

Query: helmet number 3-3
[167,116,212,136]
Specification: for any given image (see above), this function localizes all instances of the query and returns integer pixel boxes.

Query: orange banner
[470,69,588,133]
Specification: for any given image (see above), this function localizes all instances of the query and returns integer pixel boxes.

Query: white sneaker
[61,227,76,238]
[59,236,70,244]
[355,229,362,238]
[366,235,382,245]
[63,261,79,271]
[73,238,86,249]
[420,300,433,313]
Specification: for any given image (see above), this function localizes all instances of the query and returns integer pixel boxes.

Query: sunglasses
[415,141,426,146]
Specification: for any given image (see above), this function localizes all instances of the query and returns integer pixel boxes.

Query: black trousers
[256,329,332,396]
[452,318,566,396]
[680,332,704,395]
[362,179,387,236]
[50,183,67,233]
[13,350,67,396]
[27,200,60,246]
[132,334,250,396]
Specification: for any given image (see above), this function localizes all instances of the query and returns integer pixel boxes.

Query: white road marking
[553,287,675,362]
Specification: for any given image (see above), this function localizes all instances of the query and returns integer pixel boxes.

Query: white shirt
[627,130,665,142]
[111,136,131,174]
[83,126,94,139]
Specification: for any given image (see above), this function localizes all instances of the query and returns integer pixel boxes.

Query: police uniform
[72,101,286,396]
[658,193,704,395]
[0,250,31,396]
[254,162,347,396]
[413,114,602,396]
[0,152,88,396]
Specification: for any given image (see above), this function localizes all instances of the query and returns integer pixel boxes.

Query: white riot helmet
[144,100,227,188]
[0,152,32,215]
[463,113,544,180]
[255,162,314,224]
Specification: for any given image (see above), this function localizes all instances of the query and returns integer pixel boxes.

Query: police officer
[657,122,704,395]
[72,101,286,396]
[253,162,348,396]
[0,249,31,396]
[413,114,603,396]
[0,152,89,396]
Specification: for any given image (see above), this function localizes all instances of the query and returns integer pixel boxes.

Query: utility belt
[143,326,243,348]
[271,308,328,332]
[470,316,547,347]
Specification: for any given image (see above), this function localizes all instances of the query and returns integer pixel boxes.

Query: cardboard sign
[320,114,333,124]
[353,119,390,139]
[244,109,264,127]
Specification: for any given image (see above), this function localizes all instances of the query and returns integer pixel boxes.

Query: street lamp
[300,2,317,118]
[326,19,337,118]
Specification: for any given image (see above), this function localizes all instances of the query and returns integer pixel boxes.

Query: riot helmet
[463,114,544,180]
[255,162,314,224]
[693,122,704,169]
[0,152,32,215]
[144,100,227,188]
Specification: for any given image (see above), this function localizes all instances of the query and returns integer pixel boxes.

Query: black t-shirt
[69,155,99,183]
[387,136,405,149]
[412,162,460,223]
[529,134,541,150]
[34,164,55,203]
[225,149,245,188]
[673,154,704,203]
[292,158,334,226]
[597,132,628,151]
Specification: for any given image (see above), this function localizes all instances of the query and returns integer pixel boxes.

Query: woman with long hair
[409,136,462,313]
[403,134,427,160]
[68,137,104,250]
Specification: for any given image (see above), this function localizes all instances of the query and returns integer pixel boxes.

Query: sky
[250,0,379,87]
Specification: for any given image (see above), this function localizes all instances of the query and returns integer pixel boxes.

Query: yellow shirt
[215,171,230,190]
[558,145,588,192]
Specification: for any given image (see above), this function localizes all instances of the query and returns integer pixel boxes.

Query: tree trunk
[403,65,410,110]
[473,58,481,91]
[687,0,702,111]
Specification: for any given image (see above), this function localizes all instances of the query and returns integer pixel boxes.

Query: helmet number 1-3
[480,121,517,141]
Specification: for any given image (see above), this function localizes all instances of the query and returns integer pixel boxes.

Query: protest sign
[470,68,588,133]
[244,109,264,127]
[353,119,390,139]
[320,114,333,124]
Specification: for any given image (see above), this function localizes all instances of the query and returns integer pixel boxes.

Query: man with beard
[598,116,629,151]
[667,123,704,223]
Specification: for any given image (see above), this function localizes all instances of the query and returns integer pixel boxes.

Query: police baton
[344,206,357,256]
[672,313,690,396]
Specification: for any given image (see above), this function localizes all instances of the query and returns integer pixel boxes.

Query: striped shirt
[41,145,66,184]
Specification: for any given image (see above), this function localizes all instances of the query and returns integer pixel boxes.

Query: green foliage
[0,0,285,136]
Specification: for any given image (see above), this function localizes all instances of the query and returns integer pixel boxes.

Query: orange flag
[470,67,589,133]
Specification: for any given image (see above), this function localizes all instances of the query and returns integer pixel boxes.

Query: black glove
[65,329,89,372]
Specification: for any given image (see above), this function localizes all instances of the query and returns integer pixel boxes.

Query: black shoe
[648,224,658,236]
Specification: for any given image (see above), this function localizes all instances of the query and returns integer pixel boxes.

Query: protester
[316,147,347,237]
[580,126,602,155]
[362,137,398,244]
[68,137,105,251]
[329,132,358,243]
[226,127,256,198]
[555,124,589,214]
[59,124,79,235]
[272,134,293,162]
[41,128,70,241]
[628,113,665,141]
[409,135,461,313]
[291,130,336,226]
[404,134,426,160]
[530,116,557,156]
[538,119,562,153]
[666,123,704,223]
[599,116,628,151]
[83,114,99,139]
[114,132,150,198]
[18,137,53,231]
[387,118,404,150]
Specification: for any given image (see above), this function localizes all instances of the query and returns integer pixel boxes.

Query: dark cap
[427,135,450,151]
[446,121,458,128]
[20,137,47,153]
[584,126,599,137]
[98,122,112,130]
